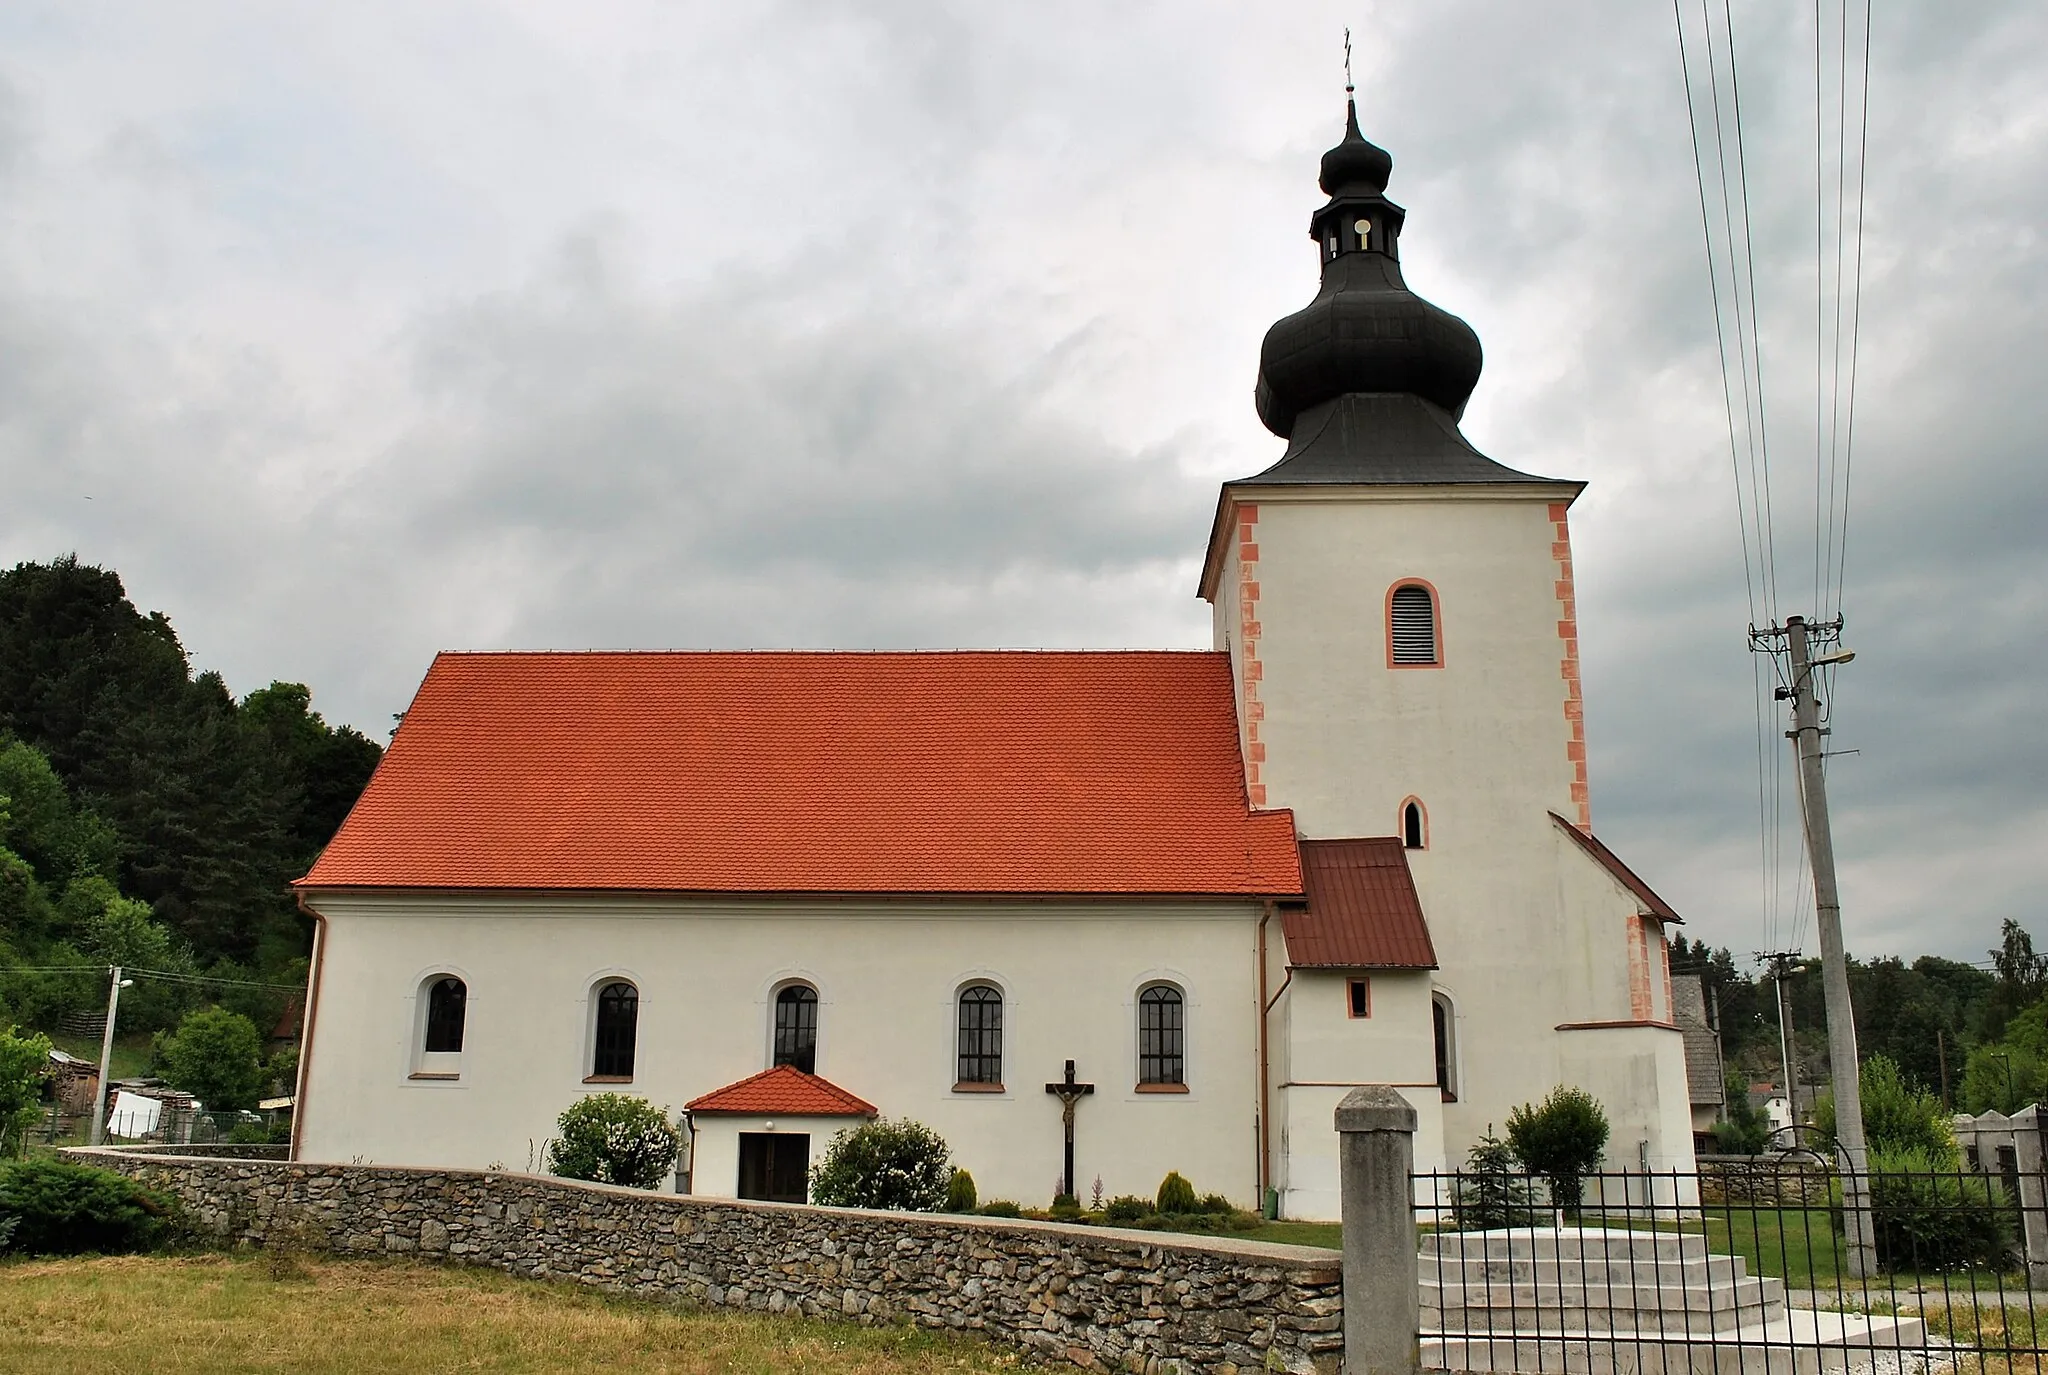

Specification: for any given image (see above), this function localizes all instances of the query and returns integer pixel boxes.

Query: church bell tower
[1202,101,1609,1160]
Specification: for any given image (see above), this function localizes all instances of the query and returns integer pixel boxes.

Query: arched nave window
[1389,582,1441,667]
[773,984,819,1074]
[591,981,638,1079]
[1137,984,1185,1087]
[1432,991,1459,1102]
[956,985,1003,1088]
[423,976,466,1054]
[1401,798,1428,850]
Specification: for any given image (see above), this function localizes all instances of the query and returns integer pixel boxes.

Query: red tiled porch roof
[686,1065,877,1117]
[1280,837,1438,969]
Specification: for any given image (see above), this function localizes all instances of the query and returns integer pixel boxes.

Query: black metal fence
[1416,1159,2047,1374]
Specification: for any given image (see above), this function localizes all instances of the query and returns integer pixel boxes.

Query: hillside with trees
[1675,919,2048,1116]
[0,557,380,1041]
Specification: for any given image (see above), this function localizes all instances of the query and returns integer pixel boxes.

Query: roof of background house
[301,651,1302,898]
[1670,973,1725,1106]
[1549,813,1684,924]
[686,1065,877,1117]
[1280,837,1438,969]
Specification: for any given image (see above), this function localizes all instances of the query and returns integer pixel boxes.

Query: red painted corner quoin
[299,650,1303,898]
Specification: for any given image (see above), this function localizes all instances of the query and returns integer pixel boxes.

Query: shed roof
[301,650,1302,898]
[1549,814,1684,924]
[1671,974,1725,1107]
[1281,838,1438,969]
[686,1065,877,1117]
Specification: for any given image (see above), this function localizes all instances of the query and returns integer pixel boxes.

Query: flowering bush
[808,1118,952,1211]
[546,1094,682,1190]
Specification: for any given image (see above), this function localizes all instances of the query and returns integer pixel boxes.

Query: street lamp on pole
[87,966,134,1148]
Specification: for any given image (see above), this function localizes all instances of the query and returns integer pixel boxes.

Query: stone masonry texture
[69,1149,1342,1374]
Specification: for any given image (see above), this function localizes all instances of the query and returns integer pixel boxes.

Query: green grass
[0,1255,1026,1374]
[1242,1220,1341,1250]
[47,1030,153,1081]
[1696,1206,1842,1287]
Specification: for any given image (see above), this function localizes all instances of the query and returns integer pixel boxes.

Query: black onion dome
[1319,100,1391,195]
[1255,103,1485,440]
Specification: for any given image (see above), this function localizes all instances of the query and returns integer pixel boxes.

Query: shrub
[1506,1086,1609,1216]
[156,1007,267,1112]
[1156,1171,1198,1214]
[1453,1127,1543,1230]
[545,1094,681,1189]
[0,1024,53,1158]
[1838,1148,2017,1273]
[1103,1194,1155,1224]
[944,1169,978,1213]
[978,1199,1022,1218]
[1195,1192,1235,1216]
[1049,1196,1084,1221]
[1715,1085,1772,1156]
[0,1158,172,1255]
[809,1118,952,1211]
[1814,1057,1959,1166]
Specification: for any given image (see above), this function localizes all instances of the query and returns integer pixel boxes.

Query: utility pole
[1760,952,1803,1129]
[88,965,127,1148]
[1773,613,1875,1277]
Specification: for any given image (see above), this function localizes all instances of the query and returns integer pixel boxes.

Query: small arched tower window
[1401,798,1428,850]
[1432,991,1458,1102]
[592,981,638,1079]
[1389,582,1440,666]
[956,985,1003,1087]
[1137,984,1185,1087]
[424,977,466,1054]
[773,984,818,1074]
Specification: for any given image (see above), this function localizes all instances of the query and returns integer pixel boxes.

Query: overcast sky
[2,2,2041,967]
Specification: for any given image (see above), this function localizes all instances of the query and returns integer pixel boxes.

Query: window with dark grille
[956,985,1003,1086]
[593,981,638,1078]
[424,977,466,1053]
[1138,984,1184,1085]
[773,985,818,1073]
[1403,801,1425,849]
[1390,584,1438,665]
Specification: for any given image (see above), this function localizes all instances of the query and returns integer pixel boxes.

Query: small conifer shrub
[944,1168,979,1213]
[1156,1171,1198,1214]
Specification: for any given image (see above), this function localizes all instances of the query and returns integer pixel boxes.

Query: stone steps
[1424,1309,1936,1375]
[1425,1275,1787,1336]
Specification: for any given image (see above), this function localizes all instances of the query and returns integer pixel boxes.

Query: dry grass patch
[0,1254,1027,1374]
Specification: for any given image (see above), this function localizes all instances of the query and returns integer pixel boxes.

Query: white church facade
[291,104,1696,1220]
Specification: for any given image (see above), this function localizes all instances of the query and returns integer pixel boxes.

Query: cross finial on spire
[1343,27,1354,96]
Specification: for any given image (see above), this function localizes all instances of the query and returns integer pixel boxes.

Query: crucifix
[1044,1059,1095,1201]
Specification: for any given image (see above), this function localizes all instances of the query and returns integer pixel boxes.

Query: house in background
[290,101,1698,1219]
[1671,973,1726,1152]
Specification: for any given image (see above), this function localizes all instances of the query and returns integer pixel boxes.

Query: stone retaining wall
[68,1149,1341,1374]
[1696,1154,1833,1206]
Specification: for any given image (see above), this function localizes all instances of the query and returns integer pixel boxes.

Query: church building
[292,104,1696,1220]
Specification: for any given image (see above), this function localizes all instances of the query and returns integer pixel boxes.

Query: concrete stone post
[1336,1085,1419,1375]
[2015,1109,2048,1289]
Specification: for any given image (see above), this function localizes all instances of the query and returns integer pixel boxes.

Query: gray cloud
[0,1,2041,966]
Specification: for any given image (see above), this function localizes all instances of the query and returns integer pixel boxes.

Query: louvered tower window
[1389,584,1439,665]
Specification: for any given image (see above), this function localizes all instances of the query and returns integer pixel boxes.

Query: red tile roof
[1281,838,1438,968]
[301,650,1301,897]
[686,1065,877,1117]
[1550,814,1685,924]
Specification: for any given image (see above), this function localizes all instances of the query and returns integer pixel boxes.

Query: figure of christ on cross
[1044,1059,1095,1201]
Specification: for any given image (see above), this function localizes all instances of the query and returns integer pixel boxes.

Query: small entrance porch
[683,1064,878,1202]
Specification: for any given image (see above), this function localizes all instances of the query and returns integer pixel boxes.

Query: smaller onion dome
[1319,100,1392,196]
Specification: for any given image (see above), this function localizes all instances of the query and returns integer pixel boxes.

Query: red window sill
[1134,1083,1189,1094]
[952,1082,1005,1094]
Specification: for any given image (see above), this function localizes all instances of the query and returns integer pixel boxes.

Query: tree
[1814,1055,1958,1164]
[1714,1076,1772,1155]
[808,1118,952,1211]
[156,1007,266,1111]
[1983,919,2048,1043]
[546,1094,682,1189]
[0,1024,52,1158]
[1506,1086,1610,1216]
